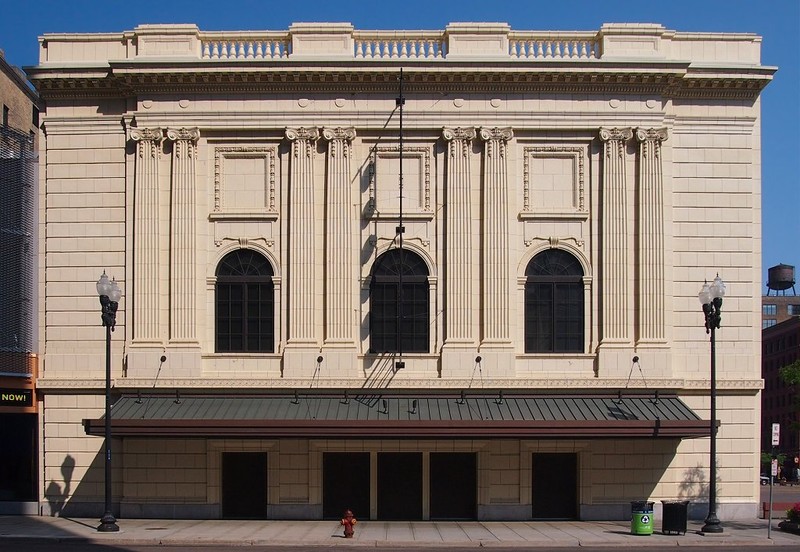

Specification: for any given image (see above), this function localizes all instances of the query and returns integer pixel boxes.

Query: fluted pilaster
[636,127,668,343]
[286,127,320,343]
[442,127,476,342]
[479,127,513,344]
[130,128,163,342]
[322,127,356,344]
[599,127,633,343]
[166,127,200,342]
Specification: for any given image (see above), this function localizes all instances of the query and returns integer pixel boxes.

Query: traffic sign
[772,423,780,446]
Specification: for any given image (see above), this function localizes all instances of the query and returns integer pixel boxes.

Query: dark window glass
[524,249,584,353]
[763,304,777,315]
[215,249,274,353]
[370,249,429,353]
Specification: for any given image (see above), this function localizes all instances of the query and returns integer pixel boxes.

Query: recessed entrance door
[532,452,577,519]
[377,452,422,520]
[222,452,267,519]
[430,452,476,520]
[0,413,37,502]
[323,452,370,520]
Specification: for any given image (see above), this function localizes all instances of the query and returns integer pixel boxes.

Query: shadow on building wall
[44,445,117,518]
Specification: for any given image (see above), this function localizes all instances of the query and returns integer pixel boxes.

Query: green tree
[779,358,800,387]
[779,358,800,425]
[778,358,800,472]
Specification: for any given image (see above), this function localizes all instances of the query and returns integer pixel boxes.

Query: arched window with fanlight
[525,249,584,353]
[215,249,275,353]
[370,248,429,354]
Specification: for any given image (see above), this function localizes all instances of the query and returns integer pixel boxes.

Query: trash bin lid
[631,500,654,511]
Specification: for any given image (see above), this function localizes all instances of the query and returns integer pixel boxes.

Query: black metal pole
[98,294,119,532]
[395,68,405,370]
[701,297,722,534]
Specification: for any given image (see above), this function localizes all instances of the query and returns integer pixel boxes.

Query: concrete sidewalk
[0,516,799,548]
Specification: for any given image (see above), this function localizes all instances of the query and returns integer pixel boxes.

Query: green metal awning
[83,393,709,439]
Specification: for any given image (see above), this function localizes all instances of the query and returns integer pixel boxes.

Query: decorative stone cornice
[30,65,773,101]
[34,376,765,392]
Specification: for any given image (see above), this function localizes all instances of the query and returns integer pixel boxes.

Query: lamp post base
[97,512,119,532]
[700,514,723,534]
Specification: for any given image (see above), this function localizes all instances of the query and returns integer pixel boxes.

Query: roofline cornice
[28,63,772,101]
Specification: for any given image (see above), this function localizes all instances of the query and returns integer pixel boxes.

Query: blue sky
[2,0,798,289]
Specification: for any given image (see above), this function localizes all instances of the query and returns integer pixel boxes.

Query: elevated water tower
[766,264,796,296]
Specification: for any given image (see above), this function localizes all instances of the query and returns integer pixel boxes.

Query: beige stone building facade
[29,22,772,521]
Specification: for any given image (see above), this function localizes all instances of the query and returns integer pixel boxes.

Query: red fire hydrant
[341,508,357,538]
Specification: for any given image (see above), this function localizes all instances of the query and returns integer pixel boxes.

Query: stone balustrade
[37,22,764,66]
[508,33,599,59]
[198,30,598,61]
[201,33,290,59]
[353,32,446,59]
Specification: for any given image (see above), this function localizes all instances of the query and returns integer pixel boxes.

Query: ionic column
[636,128,669,343]
[286,127,320,343]
[599,127,633,343]
[322,127,357,344]
[129,128,163,342]
[166,127,200,342]
[442,127,476,343]
[479,127,513,344]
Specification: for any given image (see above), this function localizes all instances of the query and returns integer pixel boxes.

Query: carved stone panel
[521,146,587,219]
[367,145,432,218]
[211,146,278,219]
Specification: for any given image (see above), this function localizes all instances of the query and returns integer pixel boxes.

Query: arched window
[525,249,584,353]
[215,249,274,353]
[370,249,429,353]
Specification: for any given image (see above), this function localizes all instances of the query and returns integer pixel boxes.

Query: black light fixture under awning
[83,394,710,439]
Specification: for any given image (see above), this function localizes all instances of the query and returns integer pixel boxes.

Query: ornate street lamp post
[96,271,121,532]
[698,274,725,534]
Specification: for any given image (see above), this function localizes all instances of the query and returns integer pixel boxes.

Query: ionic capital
[129,128,163,143]
[166,127,201,142]
[322,127,357,142]
[599,127,633,142]
[442,127,477,142]
[479,127,513,142]
[635,127,669,143]
[285,127,320,142]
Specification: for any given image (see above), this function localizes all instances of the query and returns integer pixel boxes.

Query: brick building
[0,49,40,514]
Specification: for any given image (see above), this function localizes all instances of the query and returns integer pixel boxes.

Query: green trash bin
[631,500,654,535]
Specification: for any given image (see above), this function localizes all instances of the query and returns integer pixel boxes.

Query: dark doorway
[430,452,476,520]
[377,452,422,520]
[532,452,577,519]
[323,452,370,520]
[0,413,37,501]
[222,452,267,519]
